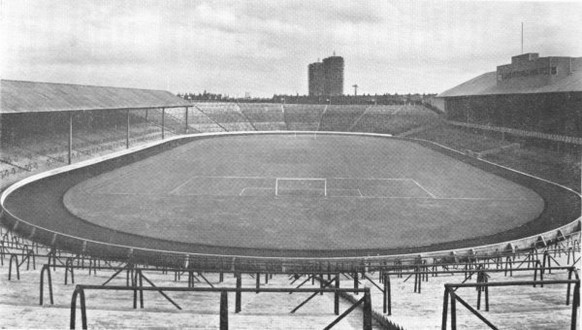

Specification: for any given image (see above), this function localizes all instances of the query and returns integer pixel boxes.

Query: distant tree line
[177,91,437,105]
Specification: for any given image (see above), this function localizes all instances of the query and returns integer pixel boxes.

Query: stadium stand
[350,105,440,135]
[408,123,581,192]
[438,53,582,138]
[186,106,227,132]
[0,80,190,186]
[408,123,512,153]
[238,103,287,131]
[282,104,326,131]
[318,104,369,131]
[0,109,166,185]
[132,108,189,135]
[194,102,255,131]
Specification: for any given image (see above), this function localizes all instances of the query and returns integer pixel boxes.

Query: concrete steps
[0,265,373,329]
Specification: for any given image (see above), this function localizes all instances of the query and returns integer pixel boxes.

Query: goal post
[275,177,327,197]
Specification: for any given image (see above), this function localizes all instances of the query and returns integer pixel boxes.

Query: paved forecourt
[61,133,544,253]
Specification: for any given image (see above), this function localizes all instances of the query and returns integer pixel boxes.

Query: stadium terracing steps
[131,108,188,135]
[319,105,370,132]
[282,104,327,131]
[0,234,578,329]
[0,250,370,329]
[119,103,441,136]
[188,106,227,133]
[195,103,256,132]
[349,105,441,135]
[238,103,287,131]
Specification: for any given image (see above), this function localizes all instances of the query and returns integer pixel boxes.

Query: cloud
[1,0,581,96]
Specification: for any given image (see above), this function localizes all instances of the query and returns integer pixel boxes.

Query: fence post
[70,288,78,329]
[363,289,372,330]
[138,269,144,308]
[450,290,457,330]
[441,287,449,330]
[26,248,36,270]
[220,291,228,330]
[418,267,422,293]
[70,287,87,329]
[8,254,19,280]
[566,267,573,305]
[571,280,580,330]
[80,288,87,329]
[383,273,390,315]
[235,273,242,313]
[40,264,54,305]
[65,257,75,285]
[132,269,144,309]
[334,274,340,315]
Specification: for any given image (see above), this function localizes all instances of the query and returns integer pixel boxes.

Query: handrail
[70,285,373,330]
[1,131,580,271]
[442,276,581,330]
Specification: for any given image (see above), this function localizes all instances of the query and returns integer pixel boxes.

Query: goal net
[275,178,327,197]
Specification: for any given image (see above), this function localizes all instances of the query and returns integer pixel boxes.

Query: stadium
[1,2,581,329]
[1,64,581,328]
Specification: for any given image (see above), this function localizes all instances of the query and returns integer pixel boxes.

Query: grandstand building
[0,79,191,166]
[438,53,582,138]
[308,55,344,96]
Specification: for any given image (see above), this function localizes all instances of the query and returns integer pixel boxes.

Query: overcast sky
[1,0,581,97]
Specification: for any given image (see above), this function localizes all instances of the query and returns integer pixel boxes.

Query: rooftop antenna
[352,84,358,96]
[521,22,523,54]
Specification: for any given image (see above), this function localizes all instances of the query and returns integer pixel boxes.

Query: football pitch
[63,134,544,252]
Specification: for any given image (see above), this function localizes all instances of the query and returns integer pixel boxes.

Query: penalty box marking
[85,175,536,201]
[168,176,435,199]
[168,175,271,195]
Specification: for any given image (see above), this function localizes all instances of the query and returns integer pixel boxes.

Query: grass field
[62,134,544,251]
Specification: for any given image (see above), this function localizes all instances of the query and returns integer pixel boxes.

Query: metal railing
[441,277,580,330]
[69,285,373,330]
